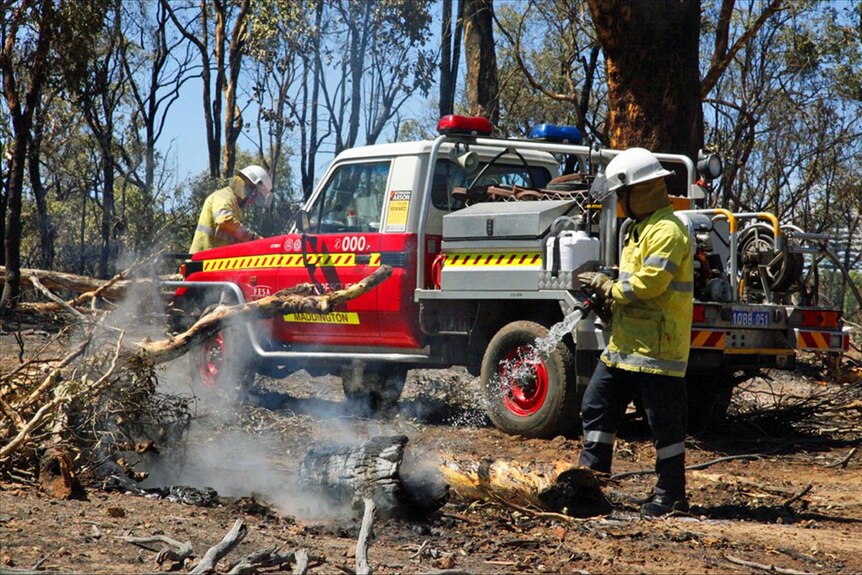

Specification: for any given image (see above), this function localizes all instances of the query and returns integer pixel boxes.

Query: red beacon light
[437,115,493,136]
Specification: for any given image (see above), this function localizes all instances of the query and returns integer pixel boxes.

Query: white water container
[545,230,600,273]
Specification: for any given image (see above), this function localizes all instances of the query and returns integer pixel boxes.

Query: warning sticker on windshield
[283,312,360,325]
[384,190,411,232]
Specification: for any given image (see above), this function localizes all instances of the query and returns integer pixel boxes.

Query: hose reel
[737,223,804,300]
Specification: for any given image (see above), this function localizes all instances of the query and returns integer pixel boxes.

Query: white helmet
[238,165,273,208]
[605,148,673,192]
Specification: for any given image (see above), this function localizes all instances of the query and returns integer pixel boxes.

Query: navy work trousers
[579,361,687,500]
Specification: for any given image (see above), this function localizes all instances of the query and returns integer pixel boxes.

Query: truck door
[274,160,391,346]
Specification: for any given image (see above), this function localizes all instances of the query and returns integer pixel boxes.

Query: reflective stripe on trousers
[579,361,687,498]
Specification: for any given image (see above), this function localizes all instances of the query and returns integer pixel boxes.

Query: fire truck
[172,115,850,437]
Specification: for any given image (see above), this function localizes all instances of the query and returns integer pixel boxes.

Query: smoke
[100,266,468,521]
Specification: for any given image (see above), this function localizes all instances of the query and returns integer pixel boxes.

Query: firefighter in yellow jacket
[578,148,694,516]
[189,165,273,254]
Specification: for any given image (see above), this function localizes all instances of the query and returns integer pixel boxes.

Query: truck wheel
[190,323,257,393]
[481,320,579,438]
[685,371,734,434]
[341,363,407,415]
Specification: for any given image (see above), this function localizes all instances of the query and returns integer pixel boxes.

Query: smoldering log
[439,457,607,516]
[298,435,449,519]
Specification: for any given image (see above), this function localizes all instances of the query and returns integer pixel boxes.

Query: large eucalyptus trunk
[587,0,704,162]
[463,0,499,125]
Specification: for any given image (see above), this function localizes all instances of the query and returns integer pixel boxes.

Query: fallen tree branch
[293,549,310,575]
[0,569,77,575]
[824,447,857,469]
[610,451,778,480]
[27,275,86,321]
[489,494,591,524]
[782,483,813,509]
[134,265,392,364]
[226,545,295,575]
[356,497,375,575]
[189,519,248,574]
[724,554,817,575]
[117,534,194,567]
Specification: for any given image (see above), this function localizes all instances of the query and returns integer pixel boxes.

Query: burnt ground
[1,325,861,574]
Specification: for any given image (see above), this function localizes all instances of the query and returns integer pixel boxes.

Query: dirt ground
[2,326,861,574]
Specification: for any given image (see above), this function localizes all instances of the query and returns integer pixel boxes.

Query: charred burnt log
[440,457,609,517]
[299,435,449,519]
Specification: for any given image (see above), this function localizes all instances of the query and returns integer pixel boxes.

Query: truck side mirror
[295,209,311,233]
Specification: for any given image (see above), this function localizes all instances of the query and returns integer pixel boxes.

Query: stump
[298,435,449,519]
[38,448,79,499]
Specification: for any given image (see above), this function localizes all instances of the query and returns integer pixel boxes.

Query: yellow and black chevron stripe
[444,252,541,267]
[201,253,382,272]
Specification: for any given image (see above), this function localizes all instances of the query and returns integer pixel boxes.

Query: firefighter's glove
[578,272,614,310]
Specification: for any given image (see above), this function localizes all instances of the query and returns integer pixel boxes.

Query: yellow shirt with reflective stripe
[189,187,245,254]
[602,205,694,377]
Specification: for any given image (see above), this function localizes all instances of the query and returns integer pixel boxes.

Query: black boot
[640,494,689,517]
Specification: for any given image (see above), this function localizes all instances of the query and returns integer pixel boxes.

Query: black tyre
[481,320,580,438]
[190,320,257,393]
[341,362,407,415]
[685,370,734,434]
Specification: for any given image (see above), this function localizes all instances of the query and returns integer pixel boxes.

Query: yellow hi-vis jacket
[189,187,254,254]
[602,205,694,377]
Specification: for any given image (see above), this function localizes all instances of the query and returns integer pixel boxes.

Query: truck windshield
[309,161,390,233]
[431,159,552,211]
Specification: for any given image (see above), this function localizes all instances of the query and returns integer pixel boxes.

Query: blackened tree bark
[0,1,56,309]
[439,0,464,117]
[463,0,499,125]
[587,0,703,160]
[299,0,325,200]
[28,98,56,269]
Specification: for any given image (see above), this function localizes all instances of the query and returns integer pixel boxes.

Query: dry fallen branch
[134,265,392,363]
[825,447,857,469]
[782,483,813,509]
[117,533,194,567]
[226,545,295,575]
[724,553,817,575]
[1,266,393,473]
[356,497,375,575]
[190,519,248,574]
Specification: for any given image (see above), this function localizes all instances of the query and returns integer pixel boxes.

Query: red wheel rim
[499,345,548,416]
[199,332,225,387]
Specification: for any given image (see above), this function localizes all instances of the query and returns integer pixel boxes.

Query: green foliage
[493,0,604,139]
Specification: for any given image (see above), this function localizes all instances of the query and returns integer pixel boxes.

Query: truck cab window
[310,161,391,232]
[431,159,552,211]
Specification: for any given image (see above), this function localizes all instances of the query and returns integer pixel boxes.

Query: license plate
[731,310,769,327]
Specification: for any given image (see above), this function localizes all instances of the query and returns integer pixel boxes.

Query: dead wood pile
[0,263,393,492]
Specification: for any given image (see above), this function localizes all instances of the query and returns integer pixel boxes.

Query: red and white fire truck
[172,115,850,437]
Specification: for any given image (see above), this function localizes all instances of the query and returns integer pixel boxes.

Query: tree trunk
[300,0,325,200]
[438,0,465,119]
[346,4,371,150]
[222,0,250,178]
[99,143,116,279]
[28,107,55,270]
[0,1,55,310]
[587,0,703,163]
[463,0,499,125]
